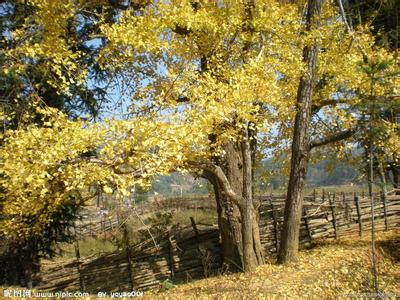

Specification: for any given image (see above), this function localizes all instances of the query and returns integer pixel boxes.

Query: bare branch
[309,128,356,149]
[336,0,352,32]
[311,99,350,114]
[68,156,142,176]
[176,96,190,103]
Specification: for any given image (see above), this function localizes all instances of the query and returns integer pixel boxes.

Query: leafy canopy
[1,0,398,238]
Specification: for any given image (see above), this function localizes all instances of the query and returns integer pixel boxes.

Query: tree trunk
[278,0,323,264]
[209,138,264,272]
[213,177,243,271]
[378,160,387,195]
[241,125,264,271]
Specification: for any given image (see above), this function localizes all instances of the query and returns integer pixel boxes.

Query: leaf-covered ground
[147,230,400,299]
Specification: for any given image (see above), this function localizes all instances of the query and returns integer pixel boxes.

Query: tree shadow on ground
[377,236,400,263]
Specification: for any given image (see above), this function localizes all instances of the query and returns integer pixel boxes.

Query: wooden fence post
[303,207,312,242]
[354,193,362,237]
[329,193,338,239]
[166,231,175,279]
[344,199,351,228]
[381,190,388,231]
[120,212,135,290]
[190,217,209,277]
[269,200,279,253]
[74,225,85,291]
[190,217,199,240]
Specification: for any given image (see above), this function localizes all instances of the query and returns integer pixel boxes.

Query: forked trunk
[209,140,264,272]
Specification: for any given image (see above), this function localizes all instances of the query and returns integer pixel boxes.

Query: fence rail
[38,191,400,293]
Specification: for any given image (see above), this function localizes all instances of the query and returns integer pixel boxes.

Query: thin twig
[131,206,159,250]
[307,200,330,217]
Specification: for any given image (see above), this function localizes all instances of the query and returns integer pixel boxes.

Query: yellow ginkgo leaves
[0,106,212,239]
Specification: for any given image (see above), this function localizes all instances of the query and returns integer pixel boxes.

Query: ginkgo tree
[0,106,203,237]
[1,0,398,274]
[97,0,303,271]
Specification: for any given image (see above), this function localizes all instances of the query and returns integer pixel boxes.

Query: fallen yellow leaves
[146,230,400,299]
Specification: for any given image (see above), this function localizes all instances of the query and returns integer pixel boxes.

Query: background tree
[278,0,324,264]
[347,0,400,193]
[278,0,398,263]
[96,0,305,271]
[0,0,128,285]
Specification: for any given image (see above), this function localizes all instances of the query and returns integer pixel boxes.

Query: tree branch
[176,96,190,103]
[309,128,356,149]
[311,99,350,114]
[173,25,192,35]
[188,160,242,206]
[68,156,142,176]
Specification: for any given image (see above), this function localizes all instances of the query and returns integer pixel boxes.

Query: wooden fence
[39,223,222,293]
[74,196,216,238]
[258,191,400,255]
[38,191,400,293]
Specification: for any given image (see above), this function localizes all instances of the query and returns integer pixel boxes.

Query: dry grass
[146,230,400,299]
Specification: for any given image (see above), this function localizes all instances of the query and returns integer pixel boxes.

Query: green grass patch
[58,236,119,258]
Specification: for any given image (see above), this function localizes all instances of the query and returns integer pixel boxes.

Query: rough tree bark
[278,0,323,264]
[241,124,263,271]
[197,122,264,272]
[210,142,245,271]
[206,135,264,272]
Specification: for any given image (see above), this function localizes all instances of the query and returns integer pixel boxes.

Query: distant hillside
[151,172,209,197]
[306,159,360,186]
[255,157,361,192]
[148,158,361,198]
